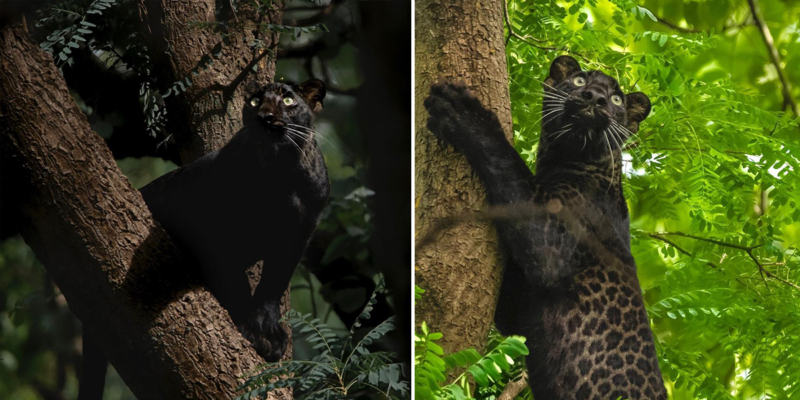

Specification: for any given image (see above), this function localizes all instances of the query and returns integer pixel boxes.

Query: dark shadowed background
[0,1,410,398]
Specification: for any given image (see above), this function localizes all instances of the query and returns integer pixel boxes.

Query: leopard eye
[572,76,586,87]
[249,98,260,107]
[611,95,623,106]
[283,97,295,106]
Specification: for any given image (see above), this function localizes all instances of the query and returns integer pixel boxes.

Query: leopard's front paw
[238,304,288,362]
[423,83,501,153]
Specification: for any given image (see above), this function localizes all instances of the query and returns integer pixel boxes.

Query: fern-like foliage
[37,0,118,70]
[236,285,408,400]
[414,286,529,400]
[31,0,328,140]
[505,0,800,397]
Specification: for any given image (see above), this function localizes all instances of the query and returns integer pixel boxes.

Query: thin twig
[746,249,800,290]
[501,0,608,69]
[652,14,753,34]
[653,232,756,250]
[654,17,702,33]
[647,234,757,290]
[229,0,239,22]
[648,234,718,269]
[498,372,528,400]
[503,0,546,43]
[746,248,770,289]
[651,232,800,291]
[747,0,800,120]
[625,145,747,155]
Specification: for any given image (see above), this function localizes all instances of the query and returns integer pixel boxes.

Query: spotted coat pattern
[424,56,666,399]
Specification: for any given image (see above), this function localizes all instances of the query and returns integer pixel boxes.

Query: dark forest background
[0,1,410,398]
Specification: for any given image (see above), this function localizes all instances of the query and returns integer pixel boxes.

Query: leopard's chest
[526,265,666,400]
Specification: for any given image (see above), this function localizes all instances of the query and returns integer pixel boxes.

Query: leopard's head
[242,79,326,147]
[541,56,650,151]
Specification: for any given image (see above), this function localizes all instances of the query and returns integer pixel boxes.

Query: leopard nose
[581,88,607,106]
[260,112,285,126]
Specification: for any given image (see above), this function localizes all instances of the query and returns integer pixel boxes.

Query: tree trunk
[137,0,281,162]
[0,14,288,400]
[137,2,293,355]
[414,0,512,354]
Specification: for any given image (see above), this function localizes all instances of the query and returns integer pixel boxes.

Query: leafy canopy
[505,0,800,398]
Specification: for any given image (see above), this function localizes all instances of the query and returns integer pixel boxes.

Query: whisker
[610,121,641,152]
[534,105,561,115]
[551,127,572,142]
[536,108,564,125]
[285,132,302,153]
[607,127,624,152]
[542,111,564,126]
[602,129,616,191]
[286,127,311,142]
[287,123,314,133]
[539,80,571,97]
[542,93,568,101]
[286,126,309,134]
[289,132,315,165]
[613,131,626,152]
[548,123,573,140]
[611,120,638,141]
[609,123,644,170]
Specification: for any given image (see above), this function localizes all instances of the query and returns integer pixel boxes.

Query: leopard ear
[244,80,263,99]
[625,92,651,133]
[295,79,326,114]
[544,56,582,88]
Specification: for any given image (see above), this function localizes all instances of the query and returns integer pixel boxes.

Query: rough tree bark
[137,0,281,162]
[137,1,294,342]
[0,3,291,399]
[414,0,512,354]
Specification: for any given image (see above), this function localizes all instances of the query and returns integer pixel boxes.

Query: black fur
[139,79,330,360]
[424,57,665,399]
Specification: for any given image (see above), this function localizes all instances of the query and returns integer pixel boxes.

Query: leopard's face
[242,79,326,146]
[540,56,651,153]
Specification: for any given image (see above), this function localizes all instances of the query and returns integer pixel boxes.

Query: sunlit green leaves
[414,288,529,400]
[506,0,800,398]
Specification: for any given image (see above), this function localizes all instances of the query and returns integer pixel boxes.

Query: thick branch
[747,0,800,119]
[137,0,283,163]
[0,19,272,399]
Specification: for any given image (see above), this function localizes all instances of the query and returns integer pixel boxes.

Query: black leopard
[424,56,666,399]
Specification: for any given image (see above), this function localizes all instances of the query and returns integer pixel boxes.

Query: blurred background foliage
[504,0,800,398]
[0,0,403,399]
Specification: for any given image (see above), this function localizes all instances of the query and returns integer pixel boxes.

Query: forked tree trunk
[414,0,513,354]
[137,0,281,162]
[138,2,294,352]
[0,7,290,400]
